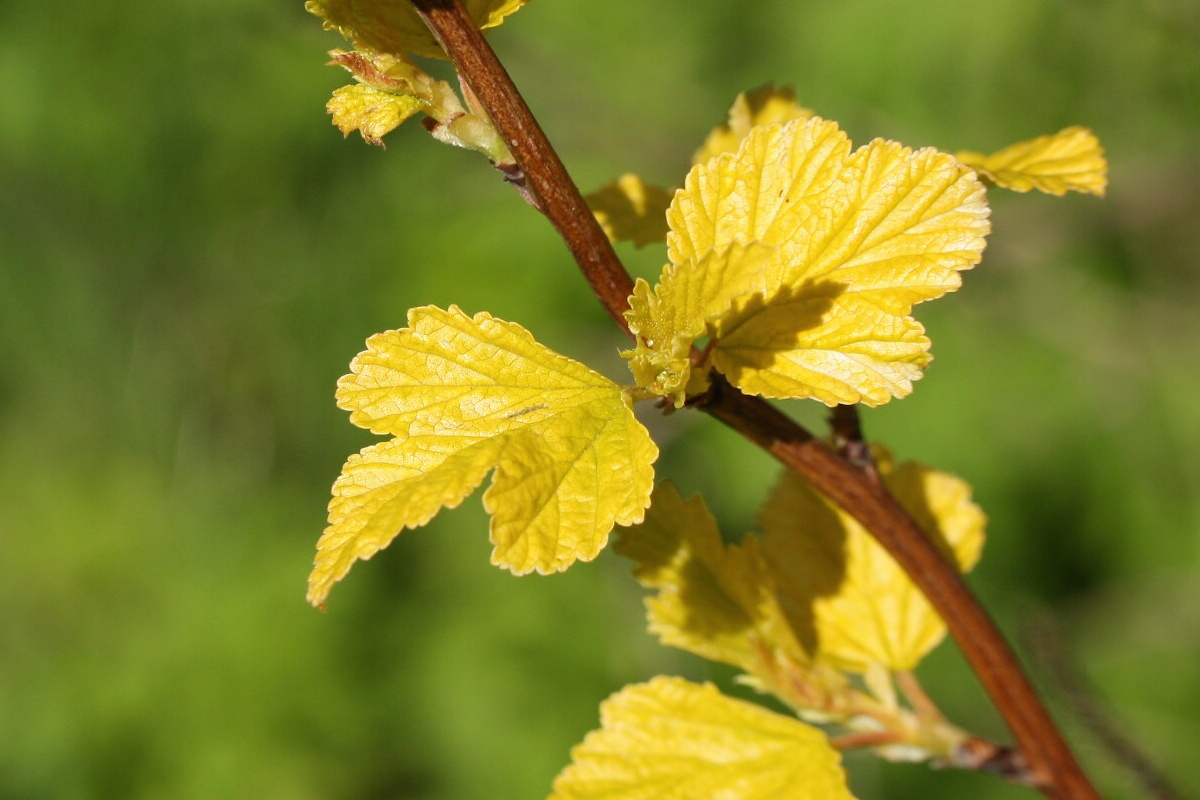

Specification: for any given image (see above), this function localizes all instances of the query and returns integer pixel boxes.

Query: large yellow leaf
[308,305,657,607]
[626,116,990,407]
[613,481,807,673]
[759,456,986,672]
[957,126,1107,196]
[549,677,855,800]
[306,0,529,60]
[693,84,813,166]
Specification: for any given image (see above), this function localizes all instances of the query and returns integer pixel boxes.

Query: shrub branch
[410,2,1101,798]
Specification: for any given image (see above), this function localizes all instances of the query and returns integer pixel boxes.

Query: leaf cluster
[302,3,1109,798]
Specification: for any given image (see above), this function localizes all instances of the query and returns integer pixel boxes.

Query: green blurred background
[2,0,1197,797]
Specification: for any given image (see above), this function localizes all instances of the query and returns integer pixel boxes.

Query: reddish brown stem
[701,377,1098,799]
[411,0,634,335]
[830,730,906,751]
[411,2,1101,798]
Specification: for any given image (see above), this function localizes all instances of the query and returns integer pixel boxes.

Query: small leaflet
[693,84,813,165]
[625,116,990,407]
[324,50,430,146]
[956,126,1107,196]
[308,306,657,607]
[306,0,530,60]
[549,677,855,800]
[327,84,425,146]
[584,174,673,248]
[759,456,986,672]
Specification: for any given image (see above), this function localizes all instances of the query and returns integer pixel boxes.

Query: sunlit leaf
[308,306,657,607]
[693,84,813,165]
[614,481,807,672]
[584,174,673,248]
[957,127,1107,196]
[759,454,986,672]
[549,677,855,800]
[306,0,530,60]
[626,116,990,407]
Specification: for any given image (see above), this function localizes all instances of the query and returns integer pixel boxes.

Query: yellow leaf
[623,242,776,406]
[957,126,1107,196]
[308,306,657,607]
[306,0,529,60]
[614,481,807,673]
[693,84,813,165]
[584,174,673,248]
[627,116,990,407]
[759,456,986,672]
[550,677,855,800]
[327,84,425,146]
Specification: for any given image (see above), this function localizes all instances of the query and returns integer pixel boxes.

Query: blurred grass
[1,1,1198,798]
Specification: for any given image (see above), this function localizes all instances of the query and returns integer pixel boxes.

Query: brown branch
[701,377,1098,799]
[410,2,1101,798]
[410,0,634,335]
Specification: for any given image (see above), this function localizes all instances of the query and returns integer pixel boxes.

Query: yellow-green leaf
[306,0,529,60]
[550,677,855,800]
[614,481,807,673]
[693,84,813,165]
[327,83,425,146]
[584,174,673,248]
[627,116,990,407]
[308,305,657,607]
[759,455,986,672]
[956,126,1107,196]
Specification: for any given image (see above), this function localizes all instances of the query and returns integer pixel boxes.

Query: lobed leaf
[308,306,657,607]
[626,116,990,407]
[549,677,855,800]
[306,0,530,60]
[956,126,1107,196]
[759,455,986,672]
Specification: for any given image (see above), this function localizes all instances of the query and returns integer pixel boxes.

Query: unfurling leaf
[760,454,986,672]
[626,116,990,407]
[325,49,512,161]
[306,0,530,60]
[584,174,673,248]
[693,84,813,165]
[325,50,428,146]
[550,677,855,800]
[957,126,1107,196]
[308,306,657,607]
